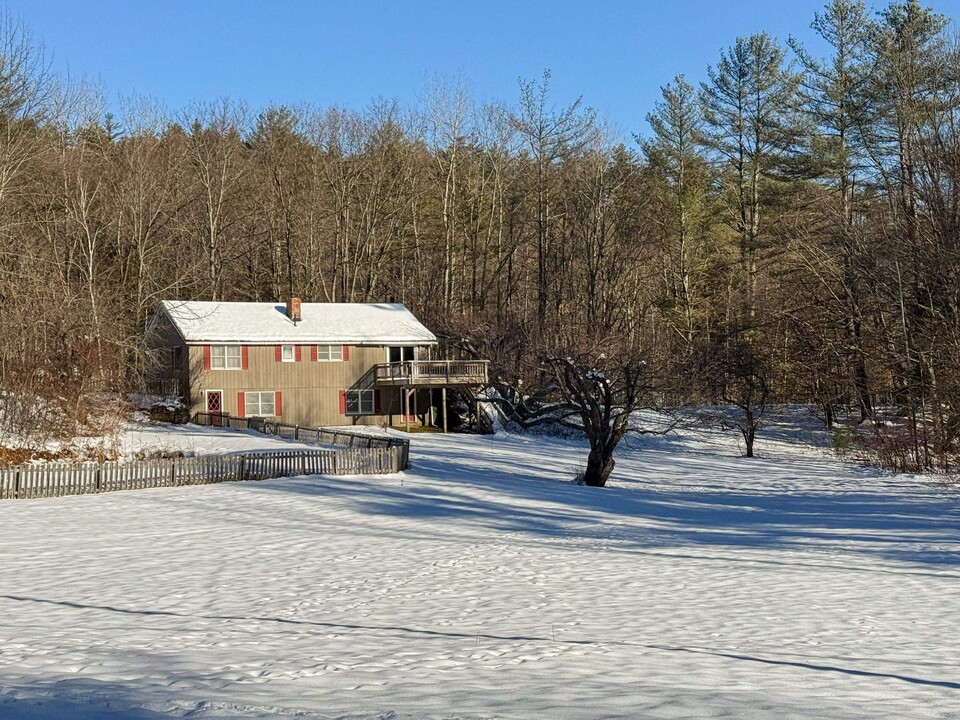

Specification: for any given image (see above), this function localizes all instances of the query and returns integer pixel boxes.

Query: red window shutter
[339,390,346,415]
[374,389,382,414]
[241,345,249,370]
[203,345,211,370]
[295,345,302,362]
[237,392,245,417]
[275,345,282,362]
[311,345,318,362]
[275,391,282,417]
[343,345,350,361]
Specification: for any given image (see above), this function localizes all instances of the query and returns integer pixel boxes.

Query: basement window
[244,391,276,417]
[345,389,375,415]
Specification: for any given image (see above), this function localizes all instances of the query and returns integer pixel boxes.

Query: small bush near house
[148,402,190,424]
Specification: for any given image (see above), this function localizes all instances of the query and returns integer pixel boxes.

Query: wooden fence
[191,412,410,470]
[0,418,410,501]
[0,446,406,501]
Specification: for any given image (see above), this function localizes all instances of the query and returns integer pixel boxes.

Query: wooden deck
[373,360,488,387]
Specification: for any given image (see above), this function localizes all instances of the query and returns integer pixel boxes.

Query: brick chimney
[286,297,302,323]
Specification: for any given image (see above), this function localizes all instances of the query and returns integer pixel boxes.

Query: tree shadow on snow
[3,597,959,698]
[246,433,960,570]
[0,677,191,720]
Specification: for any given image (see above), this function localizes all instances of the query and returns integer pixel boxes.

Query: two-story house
[147,299,488,429]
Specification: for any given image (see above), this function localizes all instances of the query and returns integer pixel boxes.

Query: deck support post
[404,386,410,432]
[442,387,448,433]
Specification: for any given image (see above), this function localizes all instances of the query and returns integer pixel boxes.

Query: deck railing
[374,360,489,386]
[145,378,181,397]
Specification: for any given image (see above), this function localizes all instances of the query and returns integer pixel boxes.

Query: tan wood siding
[187,344,419,427]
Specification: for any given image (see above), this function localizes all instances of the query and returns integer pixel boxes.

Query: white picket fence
[0,446,405,501]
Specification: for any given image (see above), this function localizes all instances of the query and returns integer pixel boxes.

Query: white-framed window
[281,344,296,362]
[244,391,276,417]
[345,389,375,415]
[317,344,344,361]
[211,345,242,370]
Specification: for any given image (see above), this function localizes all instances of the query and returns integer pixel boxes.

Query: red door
[206,391,223,426]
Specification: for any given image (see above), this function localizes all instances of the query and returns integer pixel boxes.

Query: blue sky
[13,0,960,139]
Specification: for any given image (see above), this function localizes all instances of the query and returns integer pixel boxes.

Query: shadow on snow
[244,432,960,570]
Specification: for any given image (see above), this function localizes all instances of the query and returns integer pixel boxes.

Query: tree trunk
[584,444,615,487]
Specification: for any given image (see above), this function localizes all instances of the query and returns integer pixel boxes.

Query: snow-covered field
[1,411,958,719]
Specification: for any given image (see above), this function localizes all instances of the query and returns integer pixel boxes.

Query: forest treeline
[1,0,959,472]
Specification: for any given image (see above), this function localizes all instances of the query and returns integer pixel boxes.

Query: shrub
[857,421,960,474]
[148,402,190,424]
[831,426,856,459]
[571,466,587,485]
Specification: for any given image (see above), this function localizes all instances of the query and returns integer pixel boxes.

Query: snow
[118,421,324,459]
[1,409,959,719]
[161,301,438,345]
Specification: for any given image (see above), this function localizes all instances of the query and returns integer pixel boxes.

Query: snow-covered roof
[160,301,438,345]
